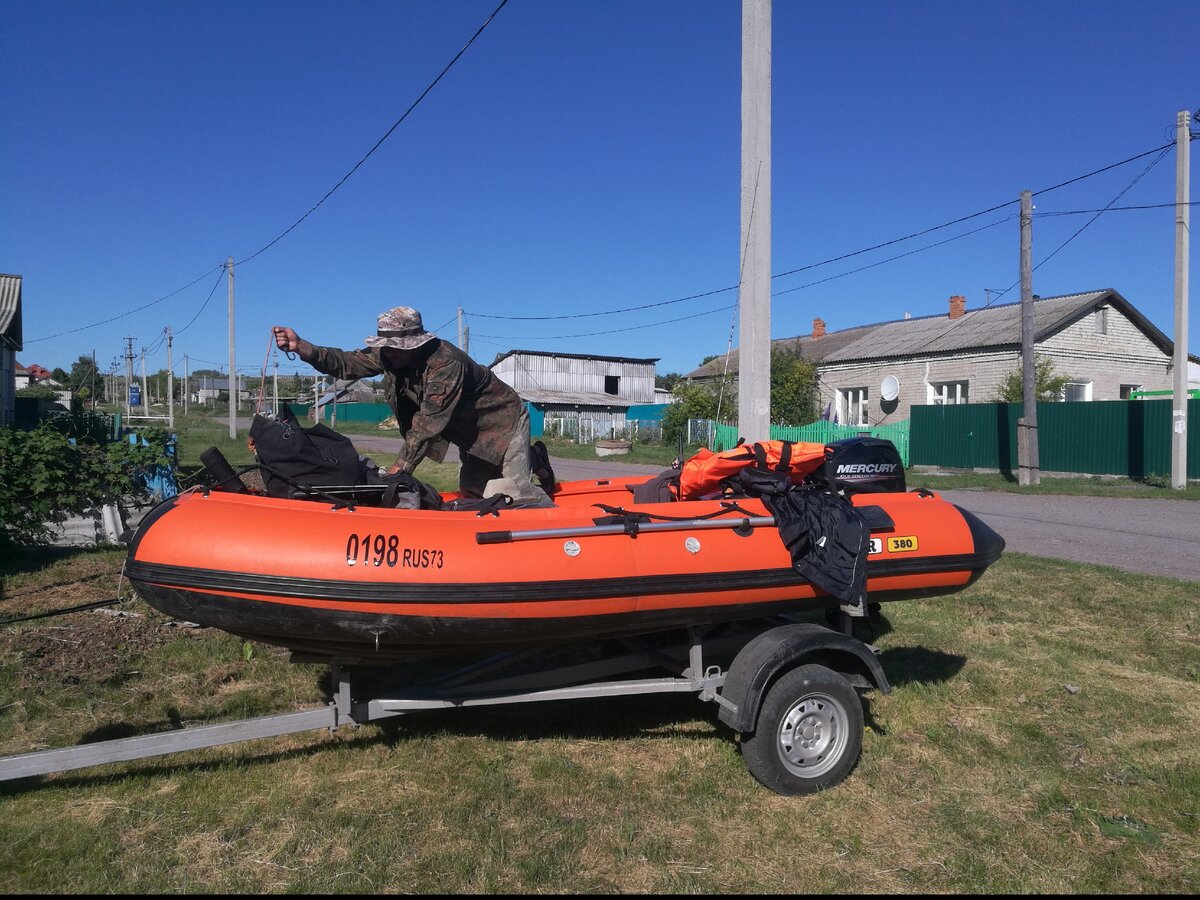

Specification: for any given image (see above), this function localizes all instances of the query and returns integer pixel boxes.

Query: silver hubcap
[777,692,848,778]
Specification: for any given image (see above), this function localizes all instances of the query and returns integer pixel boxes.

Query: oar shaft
[477,516,776,545]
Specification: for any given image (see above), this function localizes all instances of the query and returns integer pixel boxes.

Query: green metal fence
[289,402,392,424]
[910,399,1200,478]
[712,419,911,466]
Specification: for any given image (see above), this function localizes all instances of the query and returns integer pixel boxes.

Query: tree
[655,372,682,392]
[698,354,720,368]
[994,356,1070,403]
[68,355,99,400]
[662,382,734,445]
[50,367,70,384]
[16,383,60,399]
[769,348,818,425]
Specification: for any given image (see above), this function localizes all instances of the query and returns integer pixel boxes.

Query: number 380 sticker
[887,535,919,552]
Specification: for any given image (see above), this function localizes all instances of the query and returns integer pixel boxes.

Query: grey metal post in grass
[1172,109,1191,490]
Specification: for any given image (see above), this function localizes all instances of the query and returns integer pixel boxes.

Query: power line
[1036,201,1200,216]
[23,265,223,344]
[473,302,737,341]
[174,268,226,336]
[893,146,1174,349]
[467,140,1184,325]
[771,217,1013,298]
[234,0,511,268]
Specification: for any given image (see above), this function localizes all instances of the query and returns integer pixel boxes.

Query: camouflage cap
[364,306,435,351]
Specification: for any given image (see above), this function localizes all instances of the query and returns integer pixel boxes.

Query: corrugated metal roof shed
[514,386,639,408]
[0,274,22,350]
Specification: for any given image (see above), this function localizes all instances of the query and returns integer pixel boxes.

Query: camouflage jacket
[305,338,522,468]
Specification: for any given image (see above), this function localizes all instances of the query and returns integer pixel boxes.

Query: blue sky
[4,0,1196,382]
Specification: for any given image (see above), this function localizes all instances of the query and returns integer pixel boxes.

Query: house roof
[0,274,22,350]
[686,289,1175,378]
[491,348,659,368]
[515,386,639,408]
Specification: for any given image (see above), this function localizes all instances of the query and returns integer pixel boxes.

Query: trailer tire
[740,664,863,795]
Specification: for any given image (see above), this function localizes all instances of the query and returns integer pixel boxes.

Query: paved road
[232,420,1200,582]
[933,489,1200,582]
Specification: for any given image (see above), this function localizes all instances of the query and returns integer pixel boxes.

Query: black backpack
[248,405,368,499]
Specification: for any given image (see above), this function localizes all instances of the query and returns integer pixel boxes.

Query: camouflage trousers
[459,407,553,506]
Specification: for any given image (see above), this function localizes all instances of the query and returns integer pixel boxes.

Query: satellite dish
[880,375,900,402]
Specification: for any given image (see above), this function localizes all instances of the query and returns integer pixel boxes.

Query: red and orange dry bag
[679,440,826,500]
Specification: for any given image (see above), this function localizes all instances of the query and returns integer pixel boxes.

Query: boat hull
[124,479,1004,660]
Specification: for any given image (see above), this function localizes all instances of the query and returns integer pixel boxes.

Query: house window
[837,387,868,425]
[604,375,620,396]
[928,380,969,405]
[1094,308,1108,334]
[1120,384,1142,400]
[1063,381,1092,402]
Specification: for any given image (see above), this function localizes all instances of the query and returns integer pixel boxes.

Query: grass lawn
[1,545,1196,893]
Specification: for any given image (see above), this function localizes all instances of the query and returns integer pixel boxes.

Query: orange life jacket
[678,440,826,500]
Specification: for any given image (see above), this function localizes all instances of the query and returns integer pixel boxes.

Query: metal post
[737,0,772,444]
[227,256,236,440]
[166,329,174,429]
[1172,109,1191,489]
[140,348,148,412]
[1018,190,1040,486]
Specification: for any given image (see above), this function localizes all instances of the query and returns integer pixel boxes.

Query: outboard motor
[820,437,906,494]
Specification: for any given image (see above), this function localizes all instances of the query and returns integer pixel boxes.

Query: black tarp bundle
[761,488,870,609]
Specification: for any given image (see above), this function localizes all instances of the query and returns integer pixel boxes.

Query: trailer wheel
[740,664,863,795]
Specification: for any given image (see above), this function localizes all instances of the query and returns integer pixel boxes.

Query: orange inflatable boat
[124,438,1003,660]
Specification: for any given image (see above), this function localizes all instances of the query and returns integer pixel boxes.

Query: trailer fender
[717,622,891,734]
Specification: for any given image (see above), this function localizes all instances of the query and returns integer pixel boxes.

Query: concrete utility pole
[123,337,136,418]
[183,355,189,415]
[227,256,236,439]
[1172,109,1191,489]
[273,354,279,416]
[1018,189,1040,486]
[737,0,772,444]
[457,305,464,349]
[140,348,149,411]
[166,328,174,429]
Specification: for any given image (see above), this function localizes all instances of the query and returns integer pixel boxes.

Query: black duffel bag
[248,405,370,499]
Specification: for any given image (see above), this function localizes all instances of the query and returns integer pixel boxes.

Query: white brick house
[0,274,22,427]
[686,290,1186,426]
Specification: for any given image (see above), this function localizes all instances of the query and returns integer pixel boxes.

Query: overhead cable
[234,0,511,268]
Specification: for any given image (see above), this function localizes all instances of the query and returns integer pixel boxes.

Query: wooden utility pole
[1018,189,1040,486]
[1172,109,1191,489]
[227,256,236,439]
[737,0,771,443]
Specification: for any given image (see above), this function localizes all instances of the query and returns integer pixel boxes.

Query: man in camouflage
[272,307,550,504]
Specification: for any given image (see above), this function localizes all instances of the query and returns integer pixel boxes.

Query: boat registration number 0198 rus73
[345,533,446,569]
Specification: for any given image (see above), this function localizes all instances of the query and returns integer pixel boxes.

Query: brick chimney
[812,317,826,340]
[948,295,966,319]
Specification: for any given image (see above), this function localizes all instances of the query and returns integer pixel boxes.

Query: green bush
[0,425,172,550]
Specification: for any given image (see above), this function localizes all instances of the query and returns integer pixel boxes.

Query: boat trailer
[0,613,889,795]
